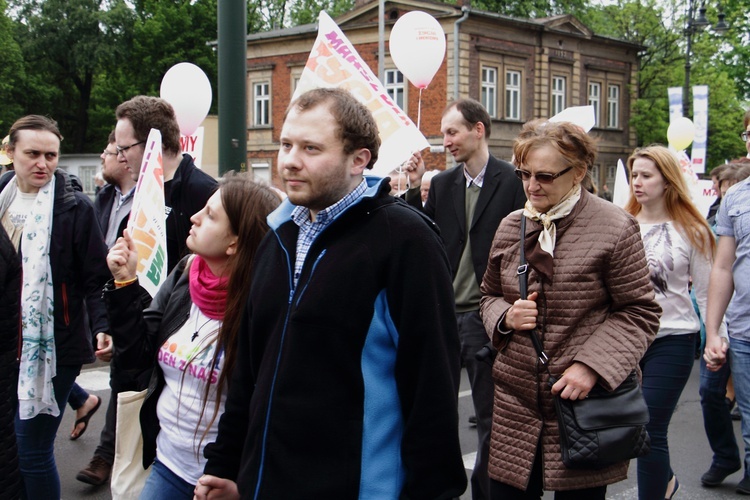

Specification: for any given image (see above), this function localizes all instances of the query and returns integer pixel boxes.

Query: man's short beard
[102,171,117,185]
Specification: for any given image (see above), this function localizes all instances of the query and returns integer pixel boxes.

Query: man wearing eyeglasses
[94,130,137,249]
[404,98,525,500]
[113,95,217,273]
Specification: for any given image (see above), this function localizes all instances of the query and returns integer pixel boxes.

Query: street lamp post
[683,0,729,118]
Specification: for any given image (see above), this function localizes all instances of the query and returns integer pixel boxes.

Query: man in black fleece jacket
[195,88,466,499]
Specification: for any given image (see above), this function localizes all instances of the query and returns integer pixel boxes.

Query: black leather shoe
[701,464,741,487]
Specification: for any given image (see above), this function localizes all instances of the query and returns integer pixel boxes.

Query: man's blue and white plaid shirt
[291,179,368,288]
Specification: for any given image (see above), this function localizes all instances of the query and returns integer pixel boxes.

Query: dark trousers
[16,365,80,500]
[699,354,741,471]
[637,334,695,500]
[94,390,117,464]
[457,310,493,500]
[489,444,607,500]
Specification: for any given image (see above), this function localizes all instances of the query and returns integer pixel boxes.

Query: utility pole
[218,0,247,175]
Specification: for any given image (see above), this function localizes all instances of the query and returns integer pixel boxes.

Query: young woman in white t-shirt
[626,145,723,500]
[105,172,280,499]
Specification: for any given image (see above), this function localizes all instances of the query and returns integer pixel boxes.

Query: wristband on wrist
[114,277,137,288]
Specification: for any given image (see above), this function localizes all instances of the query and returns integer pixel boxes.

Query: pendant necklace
[191,313,213,342]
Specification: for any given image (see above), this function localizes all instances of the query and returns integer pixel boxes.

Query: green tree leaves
[582,0,747,169]
[1,0,748,165]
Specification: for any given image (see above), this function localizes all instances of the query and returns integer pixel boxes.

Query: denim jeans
[729,337,750,478]
[15,364,81,500]
[67,381,89,410]
[457,310,493,500]
[637,334,695,500]
[140,459,195,500]
[699,353,741,471]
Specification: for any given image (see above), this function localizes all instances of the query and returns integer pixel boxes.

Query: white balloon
[160,63,212,136]
[667,117,696,151]
[389,11,446,89]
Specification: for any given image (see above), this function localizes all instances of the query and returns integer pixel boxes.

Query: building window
[251,161,271,182]
[481,66,497,118]
[607,165,617,180]
[552,76,566,116]
[607,84,620,128]
[505,70,521,121]
[588,82,601,127]
[292,76,301,94]
[590,164,600,187]
[254,82,270,126]
[79,165,97,195]
[385,69,405,110]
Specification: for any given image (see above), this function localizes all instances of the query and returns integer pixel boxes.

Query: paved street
[58,360,743,499]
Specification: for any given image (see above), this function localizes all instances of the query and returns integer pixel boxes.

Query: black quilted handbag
[548,371,651,469]
[517,217,651,470]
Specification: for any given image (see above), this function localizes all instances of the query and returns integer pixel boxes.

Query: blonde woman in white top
[626,145,725,500]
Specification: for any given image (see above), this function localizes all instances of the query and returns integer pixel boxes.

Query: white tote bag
[111,389,152,500]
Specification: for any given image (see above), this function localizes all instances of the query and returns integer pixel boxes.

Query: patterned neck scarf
[522,184,581,280]
[0,176,58,419]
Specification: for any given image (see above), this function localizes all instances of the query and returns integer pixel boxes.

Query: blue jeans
[457,310,493,500]
[67,381,89,410]
[699,353,741,471]
[15,364,80,500]
[140,459,194,500]
[637,334,695,500]
[729,337,750,478]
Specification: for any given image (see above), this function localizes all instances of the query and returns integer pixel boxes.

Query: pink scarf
[189,255,229,320]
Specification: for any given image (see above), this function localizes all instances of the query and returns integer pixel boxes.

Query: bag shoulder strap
[519,217,550,368]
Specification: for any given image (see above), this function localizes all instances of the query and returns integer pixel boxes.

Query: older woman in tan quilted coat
[480,119,661,499]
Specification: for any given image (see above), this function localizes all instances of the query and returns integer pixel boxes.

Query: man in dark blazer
[405,98,525,500]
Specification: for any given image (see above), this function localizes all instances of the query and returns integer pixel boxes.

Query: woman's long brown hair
[194,171,281,448]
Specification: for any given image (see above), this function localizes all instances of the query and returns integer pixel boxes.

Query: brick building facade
[244,0,641,191]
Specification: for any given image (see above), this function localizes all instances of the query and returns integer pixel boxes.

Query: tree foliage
[582,0,747,169]
[1,0,748,163]
[8,0,134,151]
[288,0,354,26]
[0,0,25,132]
[5,0,218,153]
[472,0,588,19]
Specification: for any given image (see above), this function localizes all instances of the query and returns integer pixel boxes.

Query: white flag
[128,129,167,298]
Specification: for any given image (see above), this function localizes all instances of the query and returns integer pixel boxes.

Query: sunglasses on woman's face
[514,165,573,184]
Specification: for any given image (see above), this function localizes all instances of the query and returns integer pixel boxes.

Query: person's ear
[475,122,485,139]
[226,237,238,257]
[573,168,587,184]
[350,148,371,175]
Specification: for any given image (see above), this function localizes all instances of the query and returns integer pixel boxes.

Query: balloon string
[417,88,423,131]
